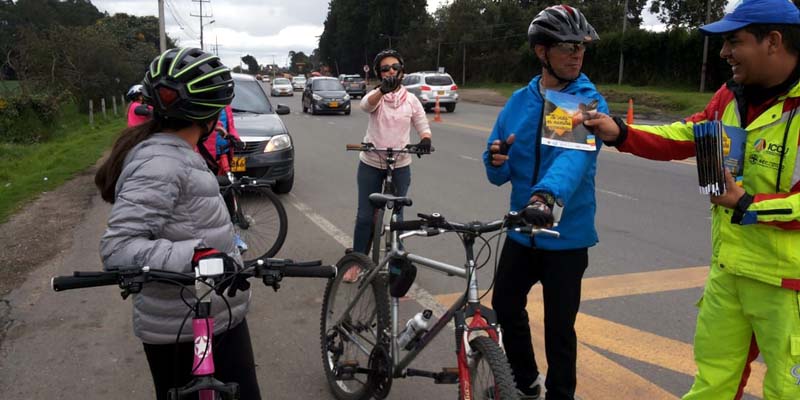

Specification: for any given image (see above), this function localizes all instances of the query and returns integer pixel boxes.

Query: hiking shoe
[518,374,544,399]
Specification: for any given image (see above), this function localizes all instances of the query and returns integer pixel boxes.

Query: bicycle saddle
[368,193,412,208]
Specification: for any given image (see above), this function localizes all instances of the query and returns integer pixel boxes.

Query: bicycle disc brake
[367,343,392,399]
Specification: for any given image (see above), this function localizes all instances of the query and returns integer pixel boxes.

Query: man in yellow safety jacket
[584,0,800,398]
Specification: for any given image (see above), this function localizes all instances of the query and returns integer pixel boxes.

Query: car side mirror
[276,104,290,115]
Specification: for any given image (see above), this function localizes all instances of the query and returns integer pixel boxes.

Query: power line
[164,0,198,40]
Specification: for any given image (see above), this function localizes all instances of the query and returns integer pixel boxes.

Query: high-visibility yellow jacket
[616,81,800,288]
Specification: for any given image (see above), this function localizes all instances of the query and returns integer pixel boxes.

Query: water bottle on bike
[396,309,433,350]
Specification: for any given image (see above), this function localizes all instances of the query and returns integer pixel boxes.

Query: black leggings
[491,239,588,400]
[142,318,261,400]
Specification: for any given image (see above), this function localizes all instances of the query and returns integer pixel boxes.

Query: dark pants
[143,319,261,400]
[353,161,410,254]
[491,239,588,400]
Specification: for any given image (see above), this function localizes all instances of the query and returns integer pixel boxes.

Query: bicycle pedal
[335,360,359,380]
[434,367,459,384]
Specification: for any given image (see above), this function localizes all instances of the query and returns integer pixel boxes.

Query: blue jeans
[353,161,411,254]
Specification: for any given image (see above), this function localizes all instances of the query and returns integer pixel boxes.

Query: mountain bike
[320,194,559,400]
[345,143,432,265]
[52,257,336,399]
[214,133,287,262]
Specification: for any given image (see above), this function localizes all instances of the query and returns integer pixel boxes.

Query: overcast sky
[91,0,738,71]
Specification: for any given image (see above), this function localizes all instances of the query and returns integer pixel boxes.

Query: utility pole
[617,0,629,85]
[462,43,466,86]
[700,0,712,92]
[157,0,166,53]
[437,41,441,69]
[190,0,212,50]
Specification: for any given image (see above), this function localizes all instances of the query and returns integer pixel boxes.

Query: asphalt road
[0,87,762,400]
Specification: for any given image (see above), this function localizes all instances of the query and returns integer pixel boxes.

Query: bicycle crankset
[367,343,392,399]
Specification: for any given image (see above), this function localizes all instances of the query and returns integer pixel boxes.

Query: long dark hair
[95,117,193,203]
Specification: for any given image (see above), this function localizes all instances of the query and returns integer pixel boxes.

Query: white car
[291,76,307,91]
[271,78,294,97]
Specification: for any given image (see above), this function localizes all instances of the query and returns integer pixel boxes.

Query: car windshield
[425,75,454,86]
[274,78,290,85]
[293,77,306,82]
[231,79,273,114]
[344,77,364,83]
[313,80,345,91]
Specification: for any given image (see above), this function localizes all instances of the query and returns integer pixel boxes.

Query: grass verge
[465,82,714,120]
[0,104,124,223]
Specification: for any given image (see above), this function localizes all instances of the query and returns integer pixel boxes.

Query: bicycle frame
[332,208,502,396]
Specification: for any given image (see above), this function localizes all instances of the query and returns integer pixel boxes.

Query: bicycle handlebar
[52,258,337,294]
[389,211,560,238]
[345,143,434,155]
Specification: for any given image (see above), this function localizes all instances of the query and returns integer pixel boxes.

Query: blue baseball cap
[700,0,800,35]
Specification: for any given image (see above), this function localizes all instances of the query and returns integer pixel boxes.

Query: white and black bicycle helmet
[528,4,599,47]
[372,49,404,79]
[126,84,144,101]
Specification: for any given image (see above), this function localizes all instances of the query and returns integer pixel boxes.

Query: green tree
[288,51,311,74]
[649,0,727,28]
[241,54,259,74]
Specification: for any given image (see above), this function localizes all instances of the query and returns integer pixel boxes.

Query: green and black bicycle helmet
[373,49,404,79]
[142,47,234,121]
[528,4,599,47]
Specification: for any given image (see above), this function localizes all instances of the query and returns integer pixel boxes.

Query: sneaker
[517,374,544,399]
[341,264,364,284]
[233,234,248,253]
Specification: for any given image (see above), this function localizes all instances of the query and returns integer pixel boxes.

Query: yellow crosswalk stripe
[433,266,766,399]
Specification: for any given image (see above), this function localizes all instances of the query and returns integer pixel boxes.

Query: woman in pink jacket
[345,49,432,282]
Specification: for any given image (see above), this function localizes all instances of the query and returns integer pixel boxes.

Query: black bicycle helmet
[126,84,143,101]
[373,49,404,78]
[142,47,234,121]
[528,4,599,47]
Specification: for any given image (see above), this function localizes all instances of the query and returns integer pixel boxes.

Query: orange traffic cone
[433,95,442,122]
[626,98,634,125]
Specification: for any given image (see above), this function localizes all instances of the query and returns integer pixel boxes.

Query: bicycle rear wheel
[370,208,385,265]
[321,253,390,400]
[461,336,519,400]
[231,187,287,262]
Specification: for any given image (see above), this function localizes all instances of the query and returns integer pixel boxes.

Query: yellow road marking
[433,266,767,399]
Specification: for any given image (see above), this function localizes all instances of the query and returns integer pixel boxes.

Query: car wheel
[345,110,351,115]
[273,173,294,194]
[445,104,456,113]
[311,105,318,115]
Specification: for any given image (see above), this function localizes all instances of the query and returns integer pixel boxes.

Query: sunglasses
[551,42,587,55]
[380,63,403,73]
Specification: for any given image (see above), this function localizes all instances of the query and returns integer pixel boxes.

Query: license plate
[329,101,339,108]
[350,84,359,88]
[231,156,246,172]
[438,90,445,96]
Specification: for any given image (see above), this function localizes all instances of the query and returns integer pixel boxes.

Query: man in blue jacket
[482,5,608,400]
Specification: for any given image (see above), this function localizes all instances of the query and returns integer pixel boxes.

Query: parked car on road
[231,73,295,193]
[341,74,367,98]
[301,77,351,115]
[291,76,307,91]
[270,78,293,97]
[403,71,459,112]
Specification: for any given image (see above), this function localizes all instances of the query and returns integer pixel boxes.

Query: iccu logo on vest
[753,138,787,155]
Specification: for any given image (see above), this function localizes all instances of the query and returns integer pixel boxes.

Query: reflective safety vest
[620,81,800,288]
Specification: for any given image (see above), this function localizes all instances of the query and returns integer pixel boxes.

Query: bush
[0,92,67,143]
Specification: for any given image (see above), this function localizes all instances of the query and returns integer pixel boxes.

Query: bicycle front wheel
[321,252,390,400]
[461,336,519,400]
[231,187,287,262]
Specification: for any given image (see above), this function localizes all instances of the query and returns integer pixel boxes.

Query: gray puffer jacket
[100,133,249,344]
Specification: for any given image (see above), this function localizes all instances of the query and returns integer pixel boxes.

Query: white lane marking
[327,121,336,125]
[459,155,480,162]
[598,189,638,201]
[286,193,447,318]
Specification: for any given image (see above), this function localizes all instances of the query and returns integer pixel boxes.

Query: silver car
[402,72,459,112]
[271,78,294,97]
[291,76,307,91]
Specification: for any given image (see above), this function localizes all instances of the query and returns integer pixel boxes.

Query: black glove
[379,76,400,94]
[192,248,250,297]
[415,137,431,158]
[523,196,554,228]
[489,139,512,156]
[134,104,152,117]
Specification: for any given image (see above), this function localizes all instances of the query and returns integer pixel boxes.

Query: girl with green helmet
[95,48,262,399]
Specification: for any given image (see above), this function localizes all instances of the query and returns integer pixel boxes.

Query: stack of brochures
[692,121,746,196]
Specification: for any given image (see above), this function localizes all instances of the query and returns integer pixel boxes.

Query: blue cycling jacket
[482,74,608,250]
